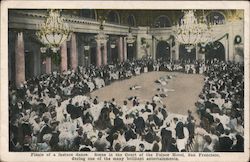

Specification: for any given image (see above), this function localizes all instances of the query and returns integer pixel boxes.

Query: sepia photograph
[1,1,249,162]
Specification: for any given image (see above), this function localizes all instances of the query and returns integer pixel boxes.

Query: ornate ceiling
[11,9,243,28]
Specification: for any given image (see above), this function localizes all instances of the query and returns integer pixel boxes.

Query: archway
[25,51,34,79]
[79,9,97,20]
[107,11,120,24]
[90,46,96,66]
[179,45,196,61]
[127,14,136,27]
[154,15,172,28]
[205,41,225,61]
[156,41,171,60]
[127,43,136,60]
[107,39,119,64]
[206,11,226,25]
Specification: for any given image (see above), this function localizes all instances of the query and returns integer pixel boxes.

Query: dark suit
[67,104,82,119]
[216,123,225,135]
[161,109,168,119]
[133,117,145,135]
[153,115,163,127]
[113,107,120,116]
[175,122,185,139]
[168,144,179,152]
[21,123,32,137]
[114,117,125,131]
[125,128,137,141]
[38,124,52,142]
[161,128,172,151]
[144,131,155,144]
[204,112,214,124]
[72,136,83,151]
[218,136,233,152]
[186,122,195,139]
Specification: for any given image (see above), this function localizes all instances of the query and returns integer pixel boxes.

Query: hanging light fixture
[173,10,214,51]
[36,9,70,53]
[84,45,90,51]
[95,19,108,45]
[126,27,136,45]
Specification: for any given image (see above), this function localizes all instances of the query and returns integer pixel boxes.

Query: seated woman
[129,85,142,90]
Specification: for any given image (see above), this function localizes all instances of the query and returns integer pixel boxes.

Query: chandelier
[95,21,108,45]
[173,10,214,51]
[36,9,70,53]
[126,27,136,46]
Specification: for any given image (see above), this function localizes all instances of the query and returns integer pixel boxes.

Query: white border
[1,1,249,162]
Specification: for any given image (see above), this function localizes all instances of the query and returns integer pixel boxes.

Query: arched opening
[90,46,97,66]
[107,11,120,24]
[179,45,196,61]
[127,43,136,60]
[24,51,34,79]
[156,41,171,60]
[127,14,136,27]
[79,9,96,20]
[24,32,42,78]
[205,41,225,61]
[154,15,172,28]
[107,39,119,64]
[206,11,226,25]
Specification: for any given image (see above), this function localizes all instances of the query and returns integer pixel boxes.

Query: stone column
[15,32,25,87]
[195,44,198,60]
[228,23,235,61]
[33,46,40,77]
[70,33,78,70]
[45,57,52,74]
[96,42,102,67]
[220,36,229,61]
[152,37,156,60]
[136,36,141,59]
[225,37,229,62]
[103,41,108,65]
[170,46,172,61]
[175,42,180,60]
[123,37,127,61]
[118,37,124,62]
[60,41,67,72]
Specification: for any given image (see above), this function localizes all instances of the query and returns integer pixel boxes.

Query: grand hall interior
[8,9,245,152]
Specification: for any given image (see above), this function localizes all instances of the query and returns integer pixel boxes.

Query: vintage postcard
[0,1,249,162]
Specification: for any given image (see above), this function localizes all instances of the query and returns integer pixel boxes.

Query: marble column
[45,57,52,74]
[60,41,67,72]
[118,37,124,62]
[152,37,156,60]
[33,46,40,77]
[70,33,78,70]
[136,36,141,59]
[170,46,172,61]
[96,42,102,67]
[195,44,198,60]
[103,41,108,65]
[15,32,25,87]
[123,37,127,61]
[175,42,180,60]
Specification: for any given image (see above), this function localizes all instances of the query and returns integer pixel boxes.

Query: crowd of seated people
[8,57,244,152]
[195,59,244,152]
